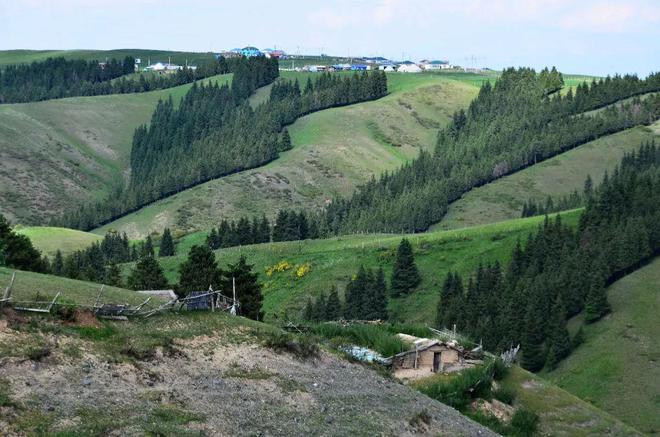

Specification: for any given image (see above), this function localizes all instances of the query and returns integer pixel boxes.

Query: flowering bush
[265,260,292,277]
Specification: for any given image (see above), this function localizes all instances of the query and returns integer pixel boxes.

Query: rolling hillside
[0,73,232,225]
[501,366,639,435]
[0,266,146,305]
[148,211,582,324]
[95,72,487,238]
[0,49,217,67]
[436,120,660,230]
[14,226,103,257]
[545,257,660,434]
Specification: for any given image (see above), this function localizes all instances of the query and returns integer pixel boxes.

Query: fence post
[1,272,15,307]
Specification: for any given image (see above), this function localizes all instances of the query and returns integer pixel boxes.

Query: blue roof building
[240,46,263,57]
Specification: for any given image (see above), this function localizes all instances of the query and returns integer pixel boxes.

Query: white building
[398,63,422,73]
[423,60,451,70]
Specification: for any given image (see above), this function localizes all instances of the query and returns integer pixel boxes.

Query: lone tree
[177,245,222,297]
[390,238,421,297]
[127,256,168,290]
[223,255,263,321]
[159,228,175,257]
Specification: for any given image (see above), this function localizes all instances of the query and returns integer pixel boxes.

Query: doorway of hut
[433,352,441,372]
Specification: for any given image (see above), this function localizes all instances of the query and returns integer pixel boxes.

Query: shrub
[417,364,493,410]
[262,330,319,359]
[510,409,539,436]
[492,357,510,381]
[311,323,406,357]
[492,386,516,405]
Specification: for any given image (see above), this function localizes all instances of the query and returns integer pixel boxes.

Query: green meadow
[0,73,231,225]
[96,72,485,238]
[436,120,660,230]
[545,257,660,434]
[146,211,582,324]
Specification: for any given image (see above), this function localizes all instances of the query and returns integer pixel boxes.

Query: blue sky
[1,0,658,76]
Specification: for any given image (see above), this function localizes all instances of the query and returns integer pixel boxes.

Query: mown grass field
[144,211,582,324]
[545,257,660,434]
[0,266,147,306]
[0,73,232,225]
[0,49,217,67]
[15,226,103,257]
[96,72,487,238]
[436,120,660,230]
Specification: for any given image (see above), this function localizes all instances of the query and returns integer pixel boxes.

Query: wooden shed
[391,339,479,380]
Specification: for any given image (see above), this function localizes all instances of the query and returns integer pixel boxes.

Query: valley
[0,73,232,224]
[1,37,659,437]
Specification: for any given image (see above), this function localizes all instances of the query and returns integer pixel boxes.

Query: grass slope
[501,366,640,436]
[545,257,660,434]
[149,210,582,324]
[96,72,487,238]
[436,120,660,230]
[0,49,217,67]
[15,226,102,257]
[0,73,231,225]
[0,267,146,306]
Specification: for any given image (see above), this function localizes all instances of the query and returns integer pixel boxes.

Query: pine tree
[127,256,168,290]
[279,128,292,151]
[223,255,263,321]
[325,285,342,321]
[141,235,155,258]
[545,295,571,369]
[177,245,222,297]
[370,267,389,320]
[521,291,547,372]
[390,238,421,297]
[303,297,314,321]
[584,271,610,323]
[53,249,64,276]
[106,262,123,287]
[159,227,175,257]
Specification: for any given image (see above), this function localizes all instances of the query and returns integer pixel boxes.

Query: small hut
[391,336,482,380]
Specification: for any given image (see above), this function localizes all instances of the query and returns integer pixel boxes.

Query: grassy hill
[501,366,639,435]
[14,226,103,257]
[95,72,488,238]
[0,266,147,306]
[146,210,582,324]
[0,73,232,225]
[545,257,660,434]
[0,49,217,67]
[436,120,660,230]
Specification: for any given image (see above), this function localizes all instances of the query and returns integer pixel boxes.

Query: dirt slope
[0,319,494,436]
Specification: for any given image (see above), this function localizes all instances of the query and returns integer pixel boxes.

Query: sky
[1,0,659,76]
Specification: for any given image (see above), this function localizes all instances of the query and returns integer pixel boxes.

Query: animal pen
[0,271,240,320]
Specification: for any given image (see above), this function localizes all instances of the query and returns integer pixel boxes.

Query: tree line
[436,141,660,371]
[126,244,263,320]
[205,209,326,250]
[520,175,593,217]
[47,229,176,286]
[0,56,234,103]
[319,68,660,235]
[302,237,420,322]
[58,66,388,231]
